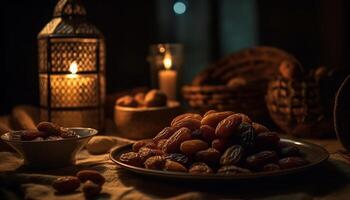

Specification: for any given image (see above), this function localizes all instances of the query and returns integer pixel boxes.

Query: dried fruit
[144,156,165,170]
[278,157,308,169]
[52,176,80,194]
[120,152,142,166]
[172,118,201,131]
[138,147,164,162]
[37,122,61,135]
[153,127,178,142]
[116,95,138,107]
[263,163,280,171]
[191,129,202,139]
[171,113,202,126]
[211,139,230,152]
[132,139,156,152]
[164,160,187,172]
[252,122,269,134]
[220,145,244,165]
[165,153,190,166]
[59,128,77,138]
[239,123,256,150]
[203,110,217,117]
[156,139,167,149]
[235,113,252,124]
[200,125,217,142]
[201,111,234,128]
[195,148,221,164]
[189,163,213,174]
[82,180,102,197]
[280,146,300,157]
[162,127,192,153]
[215,114,242,138]
[77,170,105,186]
[144,89,167,107]
[246,151,278,170]
[134,92,145,106]
[20,130,48,141]
[255,132,280,150]
[180,139,209,155]
[217,165,251,175]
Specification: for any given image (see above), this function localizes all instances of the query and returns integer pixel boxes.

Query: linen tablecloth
[1,137,350,200]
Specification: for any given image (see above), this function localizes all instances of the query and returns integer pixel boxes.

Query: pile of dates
[13,122,78,141]
[120,111,308,175]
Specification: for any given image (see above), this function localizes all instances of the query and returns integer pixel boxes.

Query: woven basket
[182,46,298,120]
[266,72,333,137]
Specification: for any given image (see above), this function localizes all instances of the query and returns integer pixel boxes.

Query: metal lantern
[38,0,105,130]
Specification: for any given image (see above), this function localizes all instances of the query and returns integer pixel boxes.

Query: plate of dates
[110,111,329,180]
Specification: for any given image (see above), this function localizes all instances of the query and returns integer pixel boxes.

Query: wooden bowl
[114,101,182,140]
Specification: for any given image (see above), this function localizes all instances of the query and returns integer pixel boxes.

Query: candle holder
[37,0,105,130]
[147,44,183,100]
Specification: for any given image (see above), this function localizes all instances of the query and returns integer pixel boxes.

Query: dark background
[0,0,348,114]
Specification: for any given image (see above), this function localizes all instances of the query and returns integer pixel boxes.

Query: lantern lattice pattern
[38,0,105,130]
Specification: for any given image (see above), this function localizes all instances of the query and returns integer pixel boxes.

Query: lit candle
[158,53,177,100]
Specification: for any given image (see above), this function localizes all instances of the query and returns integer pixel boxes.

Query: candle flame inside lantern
[69,61,78,74]
[163,54,172,70]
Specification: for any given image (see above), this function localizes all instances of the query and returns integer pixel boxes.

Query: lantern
[38,0,105,130]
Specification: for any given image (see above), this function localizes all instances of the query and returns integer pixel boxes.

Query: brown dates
[246,151,278,170]
[120,152,142,167]
[52,176,80,194]
[77,170,105,186]
[144,156,165,170]
[215,114,242,138]
[220,145,244,165]
[201,111,234,128]
[162,127,192,153]
[189,163,213,174]
[195,148,221,165]
[164,159,187,172]
[180,139,209,155]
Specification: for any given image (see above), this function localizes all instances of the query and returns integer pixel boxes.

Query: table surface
[0,120,350,200]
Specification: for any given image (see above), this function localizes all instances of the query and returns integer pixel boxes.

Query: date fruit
[246,151,278,170]
[37,122,61,135]
[20,130,48,141]
[156,139,167,149]
[252,122,269,134]
[201,111,234,128]
[132,139,156,152]
[278,157,308,169]
[164,159,187,172]
[217,165,251,175]
[171,113,202,126]
[52,176,80,194]
[195,148,221,164]
[189,163,213,174]
[215,114,242,138]
[200,125,217,142]
[239,123,256,150]
[144,89,167,107]
[255,132,280,150]
[144,156,165,170]
[77,170,105,186]
[203,110,217,117]
[162,127,192,153]
[82,180,102,197]
[211,139,230,152]
[120,152,142,167]
[165,153,190,166]
[59,128,77,138]
[138,147,164,162]
[172,118,201,131]
[153,127,178,142]
[180,139,209,155]
[116,95,138,107]
[220,145,244,165]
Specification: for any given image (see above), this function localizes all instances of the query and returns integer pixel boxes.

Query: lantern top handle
[53,0,87,18]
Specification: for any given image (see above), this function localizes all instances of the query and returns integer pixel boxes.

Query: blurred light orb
[173,1,186,15]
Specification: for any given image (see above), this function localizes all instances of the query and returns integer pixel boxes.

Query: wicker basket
[182,46,298,121]
[266,69,333,137]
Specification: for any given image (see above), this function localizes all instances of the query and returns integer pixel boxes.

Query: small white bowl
[114,101,182,140]
[0,128,98,169]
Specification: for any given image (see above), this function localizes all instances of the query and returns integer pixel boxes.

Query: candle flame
[163,54,172,70]
[69,61,78,74]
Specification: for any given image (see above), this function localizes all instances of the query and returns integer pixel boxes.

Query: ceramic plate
[110,138,329,180]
